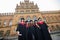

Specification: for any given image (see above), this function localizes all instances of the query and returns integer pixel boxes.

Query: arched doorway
[26,16,31,21]
[33,15,37,21]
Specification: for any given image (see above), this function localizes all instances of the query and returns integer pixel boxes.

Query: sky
[0,0,60,13]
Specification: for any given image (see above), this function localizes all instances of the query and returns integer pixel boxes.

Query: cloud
[0,0,60,13]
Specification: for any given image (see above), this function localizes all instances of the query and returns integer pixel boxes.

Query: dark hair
[38,17,41,20]
[34,20,38,22]
[25,20,28,23]
[21,18,25,20]
[30,20,33,22]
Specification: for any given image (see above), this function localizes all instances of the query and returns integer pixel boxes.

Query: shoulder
[38,21,44,24]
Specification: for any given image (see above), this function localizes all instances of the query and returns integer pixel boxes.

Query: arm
[16,24,22,36]
[16,31,22,36]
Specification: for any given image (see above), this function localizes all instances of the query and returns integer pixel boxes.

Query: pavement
[0,32,60,40]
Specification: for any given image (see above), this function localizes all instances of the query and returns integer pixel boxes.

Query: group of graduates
[16,18,52,40]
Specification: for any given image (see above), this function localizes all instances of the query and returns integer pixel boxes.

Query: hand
[18,34,22,36]
[17,31,22,36]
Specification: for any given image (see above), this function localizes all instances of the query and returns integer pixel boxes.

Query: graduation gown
[16,23,26,40]
[27,24,43,40]
[38,21,52,40]
[27,26,34,40]
[26,24,38,40]
[34,24,44,40]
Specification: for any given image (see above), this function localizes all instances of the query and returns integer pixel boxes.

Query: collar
[38,21,44,24]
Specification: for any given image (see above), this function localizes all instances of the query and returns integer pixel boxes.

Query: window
[50,16,55,22]
[55,16,58,20]
[0,30,4,37]
[20,10,24,13]
[51,16,53,20]
[26,16,31,21]
[55,16,60,22]
[26,10,30,13]
[56,25,59,27]
[0,20,1,27]
[4,20,7,27]
[47,16,51,22]
[25,0,29,2]
[51,25,55,30]
[58,15,60,17]
[56,25,60,30]
[43,16,46,22]
[58,16,60,22]
[31,10,35,12]
[9,20,12,26]
[26,5,29,8]
[51,25,54,31]
[4,30,10,36]
[0,22,1,27]
[0,20,1,25]
[14,27,17,32]
[0,22,1,25]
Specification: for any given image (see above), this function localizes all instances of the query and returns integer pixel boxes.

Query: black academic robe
[27,25,36,40]
[16,23,26,40]
[33,24,44,40]
[27,24,44,40]
[27,27,34,40]
[38,22,52,40]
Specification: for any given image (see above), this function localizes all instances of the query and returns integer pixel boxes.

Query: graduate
[37,18,52,40]
[33,20,44,40]
[30,20,36,40]
[16,18,26,40]
[27,20,36,40]
[25,20,31,40]
[26,20,36,40]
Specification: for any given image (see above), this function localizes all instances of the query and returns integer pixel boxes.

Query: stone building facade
[0,0,60,37]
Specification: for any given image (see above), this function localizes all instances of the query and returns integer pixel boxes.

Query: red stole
[38,21,44,24]
[19,22,25,25]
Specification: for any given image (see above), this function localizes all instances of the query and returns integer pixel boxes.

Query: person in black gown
[26,20,35,40]
[33,20,44,40]
[37,18,52,40]
[25,20,31,40]
[16,18,26,40]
